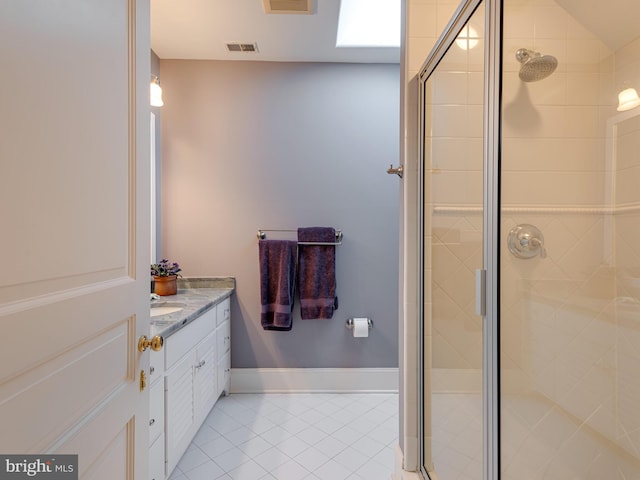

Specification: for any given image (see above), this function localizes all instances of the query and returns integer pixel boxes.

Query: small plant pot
[153,275,178,296]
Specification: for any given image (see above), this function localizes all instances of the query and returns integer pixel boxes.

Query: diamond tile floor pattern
[168,393,398,480]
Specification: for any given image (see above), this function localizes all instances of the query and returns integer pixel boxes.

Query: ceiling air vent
[262,0,314,14]
[225,42,259,53]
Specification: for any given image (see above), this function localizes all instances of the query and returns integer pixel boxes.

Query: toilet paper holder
[345,318,373,330]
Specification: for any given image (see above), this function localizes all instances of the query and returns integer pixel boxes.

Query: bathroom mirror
[606,106,640,196]
[151,111,157,263]
[606,106,640,272]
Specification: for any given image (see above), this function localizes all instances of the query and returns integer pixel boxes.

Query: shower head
[516,48,558,82]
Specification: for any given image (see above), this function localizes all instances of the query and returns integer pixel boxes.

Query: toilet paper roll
[353,317,369,338]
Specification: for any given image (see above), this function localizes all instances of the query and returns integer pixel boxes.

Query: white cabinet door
[165,351,196,476]
[217,353,231,397]
[149,380,164,446]
[194,333,217,424]
[216,320,231,397]
[0,2,150,478]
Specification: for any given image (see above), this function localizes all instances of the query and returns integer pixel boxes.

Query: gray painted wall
[160,60,400,368]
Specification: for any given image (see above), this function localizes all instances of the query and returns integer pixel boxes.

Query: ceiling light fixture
[455,25,479,50]
[336,0,400,48]
[617,87,640,112]
[150,75,164,107]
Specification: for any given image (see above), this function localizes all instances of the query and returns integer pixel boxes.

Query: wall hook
[387,164,403,178]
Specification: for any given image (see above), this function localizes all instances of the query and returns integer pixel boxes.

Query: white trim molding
[230,368,399,394]
[393,444,426,480]
[393,444,425,480]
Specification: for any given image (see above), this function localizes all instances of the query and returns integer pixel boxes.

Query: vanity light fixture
[617,87,640,111]
[150,75,164,107]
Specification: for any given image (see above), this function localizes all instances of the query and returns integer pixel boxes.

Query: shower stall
[417,0,640,478]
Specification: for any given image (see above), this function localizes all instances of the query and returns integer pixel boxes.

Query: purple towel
[259,240,297,331]
[297,227,338,320]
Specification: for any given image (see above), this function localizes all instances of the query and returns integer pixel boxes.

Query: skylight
[336,0,401,48]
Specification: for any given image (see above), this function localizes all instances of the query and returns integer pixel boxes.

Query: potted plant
[150,259,182,296]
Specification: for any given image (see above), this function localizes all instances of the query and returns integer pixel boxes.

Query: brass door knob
[138,335,164,352]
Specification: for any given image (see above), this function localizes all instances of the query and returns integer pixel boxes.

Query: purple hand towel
[297,227,338,320]
[259,239,298,331]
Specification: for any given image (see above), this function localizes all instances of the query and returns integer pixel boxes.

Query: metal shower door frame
[416,0,503,479]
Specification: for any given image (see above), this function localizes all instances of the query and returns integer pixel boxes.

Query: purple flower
[150,258,182,277]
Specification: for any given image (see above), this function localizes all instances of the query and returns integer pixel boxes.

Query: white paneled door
[0,1,151,479]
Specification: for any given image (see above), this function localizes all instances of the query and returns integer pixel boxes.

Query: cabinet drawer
[216,320,230,358]
[165,307,215,368]
[149,380,164,445]
[216,298,230,326]
[149,433,165,480]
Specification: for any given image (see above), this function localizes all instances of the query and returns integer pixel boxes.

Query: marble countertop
[149,277,234,338]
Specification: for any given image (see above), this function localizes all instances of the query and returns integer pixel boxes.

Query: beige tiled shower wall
[407,0,487,383]
[613,106,640,456]
[428,4,485,375]
[502,0,640,469]
[500,0,614,400]
[406,0,640,473]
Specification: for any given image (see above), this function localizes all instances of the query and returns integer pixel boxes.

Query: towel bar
[257,229,343,246]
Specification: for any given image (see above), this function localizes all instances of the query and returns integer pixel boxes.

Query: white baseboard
[230,367,399,394]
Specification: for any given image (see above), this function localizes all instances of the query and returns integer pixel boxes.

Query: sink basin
[150,307,182,317]
[150,302,186,318]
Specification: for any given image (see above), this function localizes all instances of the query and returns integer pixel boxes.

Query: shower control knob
[507,224,546,259]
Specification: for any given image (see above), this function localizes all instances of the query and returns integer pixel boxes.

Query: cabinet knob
[150,366,155,374]
[149,418,155,426]
[138,335,164,352]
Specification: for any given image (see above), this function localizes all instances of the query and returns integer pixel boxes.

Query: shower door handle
[475,269,486,316]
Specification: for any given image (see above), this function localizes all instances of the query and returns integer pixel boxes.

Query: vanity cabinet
[158,300,231,479]
[215,298,231,396]
[165,348,197,475]
[148,348,165,480]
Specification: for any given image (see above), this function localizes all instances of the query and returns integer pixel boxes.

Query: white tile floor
[168,393,398,480]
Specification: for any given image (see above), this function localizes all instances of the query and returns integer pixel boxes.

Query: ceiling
[151,0,640,65]
[150,0,401,63]
[556,0,640,51]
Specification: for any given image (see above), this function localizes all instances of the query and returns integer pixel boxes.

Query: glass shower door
[500,0,640,478]
[421,4,485,479]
